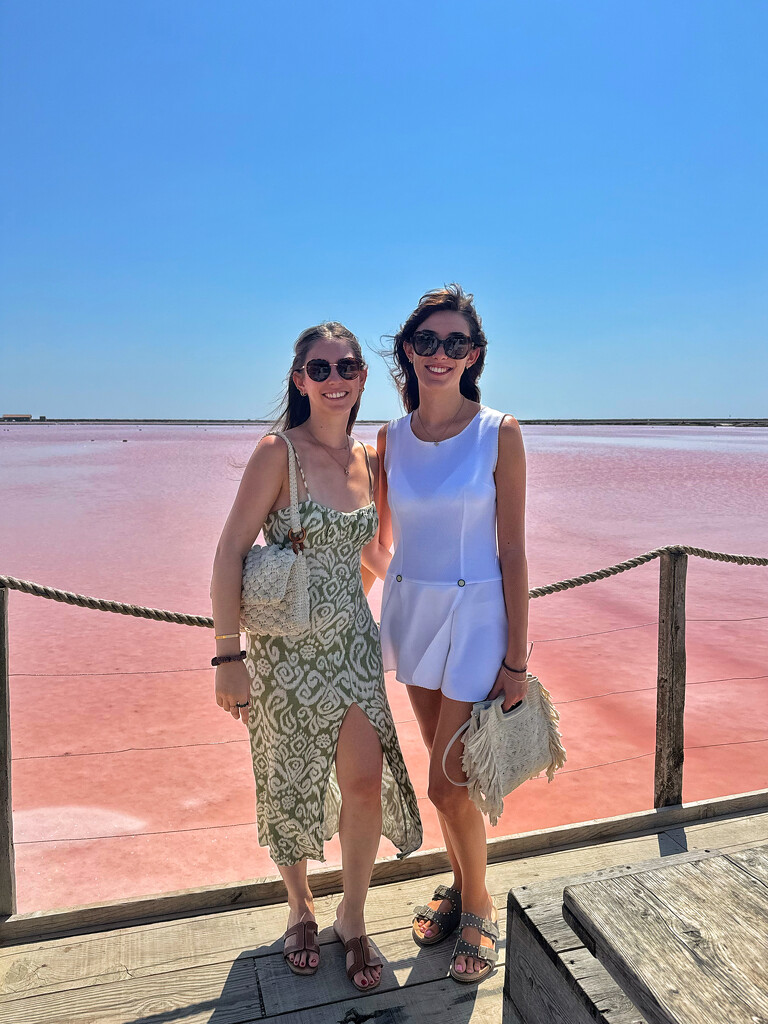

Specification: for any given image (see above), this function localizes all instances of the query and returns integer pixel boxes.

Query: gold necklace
[416,397,466,446]
[307,430,353,475]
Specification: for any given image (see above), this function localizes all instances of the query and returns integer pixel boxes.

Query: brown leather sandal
[283,919,320,976]
[334,925,382,991]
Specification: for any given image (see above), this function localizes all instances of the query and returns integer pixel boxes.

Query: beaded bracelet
[502,660,527,676]
[211,651,247,667]
[215,632,241,641]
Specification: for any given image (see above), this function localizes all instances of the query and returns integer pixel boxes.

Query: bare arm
[210,434,287,722]
[487,416,530,709]
[360,428,393,582]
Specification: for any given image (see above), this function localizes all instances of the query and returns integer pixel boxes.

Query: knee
[427,773,465,817]
[341,767,382,807]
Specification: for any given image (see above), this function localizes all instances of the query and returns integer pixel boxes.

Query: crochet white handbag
[442,674,566,826]
[240,432,311,637]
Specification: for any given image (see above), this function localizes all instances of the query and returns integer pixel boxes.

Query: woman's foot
[283,901,320,974]
[412,883,462,945]
[333,900,382,990]
[450,897,498,980]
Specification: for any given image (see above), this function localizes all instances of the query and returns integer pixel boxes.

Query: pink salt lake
[1,422,766,912]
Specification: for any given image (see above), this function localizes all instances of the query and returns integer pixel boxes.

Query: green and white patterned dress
[245,446,423,866]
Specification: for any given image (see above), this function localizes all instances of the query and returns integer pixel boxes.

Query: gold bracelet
[215,632,241,640]
[502,642,534,676]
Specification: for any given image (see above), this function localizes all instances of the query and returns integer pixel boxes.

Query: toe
[453,954,466,973]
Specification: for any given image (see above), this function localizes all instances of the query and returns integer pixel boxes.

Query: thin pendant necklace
[416,397,465,446]
[308,429,352,475]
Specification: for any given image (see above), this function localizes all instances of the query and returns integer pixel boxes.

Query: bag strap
[360,441,375,503]
[442,719,472,787]
[270,432,306,553]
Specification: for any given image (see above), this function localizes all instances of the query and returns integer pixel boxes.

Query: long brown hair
[388,284,488,412]
[274,322,366,434]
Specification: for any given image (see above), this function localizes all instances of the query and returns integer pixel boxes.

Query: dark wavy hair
[388,283,488,412]
[274,322,366,434]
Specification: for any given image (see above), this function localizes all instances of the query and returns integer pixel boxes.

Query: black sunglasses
[411,330,476,360]
[299,357,365,383]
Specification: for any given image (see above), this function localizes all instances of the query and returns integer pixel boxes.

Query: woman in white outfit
[376,284,529,984]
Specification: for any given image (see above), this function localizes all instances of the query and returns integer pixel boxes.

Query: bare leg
[278,861,318,971]
[428,695,497,977]
[408,686,463,939]
[334,703,384,989]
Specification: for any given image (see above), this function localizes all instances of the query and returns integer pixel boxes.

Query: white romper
[380,405,509,703]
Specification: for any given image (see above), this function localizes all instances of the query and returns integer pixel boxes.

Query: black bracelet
[502,659,528,675]
[211,651,247,667]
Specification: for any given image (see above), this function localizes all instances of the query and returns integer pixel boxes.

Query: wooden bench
[562,844,768,1024]
[503,848,726,1024]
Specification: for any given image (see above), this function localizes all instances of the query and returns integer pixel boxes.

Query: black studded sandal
[411,883,462,947]
[449,910,499,984]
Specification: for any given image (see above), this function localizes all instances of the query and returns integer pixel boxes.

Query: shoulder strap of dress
[359,440,374,502]
[267,431,311,502]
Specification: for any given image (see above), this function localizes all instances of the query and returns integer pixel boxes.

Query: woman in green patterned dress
[210,323,422,991]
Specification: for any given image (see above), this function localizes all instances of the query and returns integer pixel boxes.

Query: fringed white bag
[240,432,311,637]
[442,674,566,826]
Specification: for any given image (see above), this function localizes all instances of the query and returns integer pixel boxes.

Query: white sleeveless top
[379,406,509,701]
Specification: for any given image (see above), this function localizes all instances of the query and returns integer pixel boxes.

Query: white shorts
[380,575,508,703]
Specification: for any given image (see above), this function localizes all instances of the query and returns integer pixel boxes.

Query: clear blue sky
[1,0,766,419]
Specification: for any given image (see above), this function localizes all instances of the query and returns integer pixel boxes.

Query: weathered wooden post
[0,586,16,915]
[654,549,687,808]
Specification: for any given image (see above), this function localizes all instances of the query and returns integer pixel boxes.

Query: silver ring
[235,702,250,708]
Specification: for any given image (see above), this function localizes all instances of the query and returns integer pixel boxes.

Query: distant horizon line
[4,417,767,427]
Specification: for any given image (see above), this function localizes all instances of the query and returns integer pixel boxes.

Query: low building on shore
[2,413,33,422]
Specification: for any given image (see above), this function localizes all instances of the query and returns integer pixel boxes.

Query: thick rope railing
[529,544,768,598]
[0,576,213,627]
[1,544,766,624]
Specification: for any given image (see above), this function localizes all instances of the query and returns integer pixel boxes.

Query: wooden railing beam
[0,587,16,915]
[654,550,688,807]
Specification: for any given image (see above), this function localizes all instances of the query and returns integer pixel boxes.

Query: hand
[215,660,251,725]
[486,664,528,711]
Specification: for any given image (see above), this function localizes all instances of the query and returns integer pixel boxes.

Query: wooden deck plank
[262,974,505,1024]
[503,847,730,1024]
[725,844,768,888]
[563,851,768,1024]
[670,810,768,850]
[0,918,507,1024]
[511,847,722,957]
[256,917,508,1016]
[506,909,647,1024]
[0,956,261,1024]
